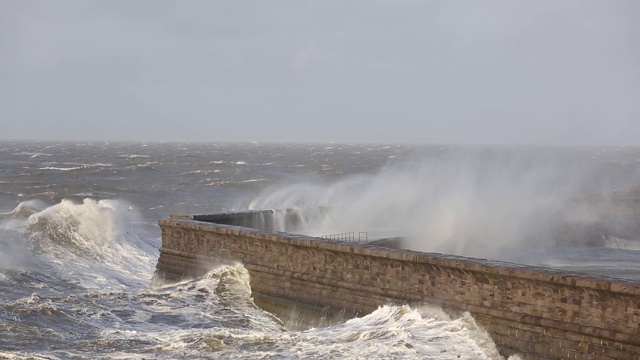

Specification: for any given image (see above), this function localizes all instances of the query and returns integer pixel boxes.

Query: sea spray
[242,148,631,260]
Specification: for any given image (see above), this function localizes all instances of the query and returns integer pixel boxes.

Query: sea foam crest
[22,198,157,287]
[153,263,253,304]
[299,305,519,360]
[6,199,50,218]
[26,198,132,253]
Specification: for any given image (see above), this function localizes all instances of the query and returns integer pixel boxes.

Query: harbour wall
[156,210,640,360]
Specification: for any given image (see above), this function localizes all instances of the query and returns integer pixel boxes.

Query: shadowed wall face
[156,216,640,360]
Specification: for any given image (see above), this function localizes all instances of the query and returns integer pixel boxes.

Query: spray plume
[243,147,638,260]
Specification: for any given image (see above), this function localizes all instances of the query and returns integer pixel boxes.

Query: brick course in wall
[156,216,640,360]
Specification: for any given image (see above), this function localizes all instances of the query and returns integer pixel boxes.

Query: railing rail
[319,232,368,242]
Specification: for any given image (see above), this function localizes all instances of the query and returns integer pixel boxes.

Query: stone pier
[155,210,640,360]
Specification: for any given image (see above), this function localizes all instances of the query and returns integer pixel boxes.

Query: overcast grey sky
[1,0,638,144]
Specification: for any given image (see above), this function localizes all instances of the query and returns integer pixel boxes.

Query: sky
[1,0,639,145]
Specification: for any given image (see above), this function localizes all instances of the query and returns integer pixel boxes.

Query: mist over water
[1,141,639,359]
[246,146,640,262]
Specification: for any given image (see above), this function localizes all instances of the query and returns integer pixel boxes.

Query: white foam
[11,152,52,157]
[289,305,506,360]
[134,288,512,359]
[0,352,58,360]
[7,199,50,217]
[240,178,266,183]
[118,154,149,158]
[23,198,159,289]
[39,162,112,171]
[604,236,640,251]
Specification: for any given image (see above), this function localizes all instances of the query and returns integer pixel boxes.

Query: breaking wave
[1,198,158,288]
[291,305,518,360]
[148,266,515,359]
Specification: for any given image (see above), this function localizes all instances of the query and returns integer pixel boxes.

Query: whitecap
[39,166,86,171]
[118,154,149,158]
[240,178,266,183]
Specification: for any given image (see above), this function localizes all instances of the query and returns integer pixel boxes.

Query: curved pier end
[156,213,640,360]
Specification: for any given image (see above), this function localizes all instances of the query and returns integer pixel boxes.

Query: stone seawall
[156,214,640,360]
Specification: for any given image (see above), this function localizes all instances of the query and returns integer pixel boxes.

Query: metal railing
[319,232,368,242]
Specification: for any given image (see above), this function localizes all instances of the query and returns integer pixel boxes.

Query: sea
[2,140,640,360]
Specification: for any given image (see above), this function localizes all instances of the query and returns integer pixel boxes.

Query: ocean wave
[152,264,253,303]
[286,304,513,360]
[11,152,52,158]
[117,154,150,159]
[19,198,158,288]
[11,293,67,317]
[38,162,113,171]
[26,198,130,252]
[0,228,37,271]
[140,303,518,360]
[39,166,87,171]
[178,170,218,176]
[204,180,230,186]
[149,264,514,359]
[0,352,56,360]
[240,178,267,183]
[6,199,50,217]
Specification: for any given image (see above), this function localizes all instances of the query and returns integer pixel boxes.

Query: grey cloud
[1,0,638,144]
